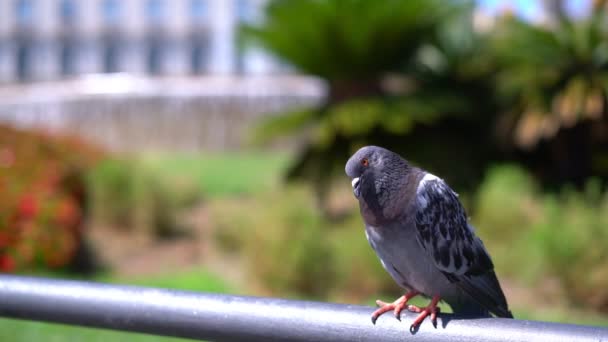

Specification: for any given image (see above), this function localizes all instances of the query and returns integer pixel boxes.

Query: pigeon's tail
[449,300,514,319]
[500,309,514,319]
[448,299,492,318]
[452,271,514,319]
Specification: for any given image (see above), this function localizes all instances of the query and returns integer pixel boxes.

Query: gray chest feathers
[365,223,452,296]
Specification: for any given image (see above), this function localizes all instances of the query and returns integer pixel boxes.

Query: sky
[477,0,592,21]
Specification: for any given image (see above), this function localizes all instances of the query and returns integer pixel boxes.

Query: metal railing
[0,275,607,342]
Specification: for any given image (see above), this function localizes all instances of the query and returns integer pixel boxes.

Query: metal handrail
[0,275,606,341]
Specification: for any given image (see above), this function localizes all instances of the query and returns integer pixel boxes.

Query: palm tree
[491,0,608,187]
[242,0,483,209]
[243,0,454,95]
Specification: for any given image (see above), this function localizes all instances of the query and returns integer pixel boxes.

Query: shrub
[474,165,538,240]
[533,180,608,312]
[211,186,335,299]
[472,165,544,281]
[0,124,101,272]
[474,164,608,313]
[87,159,139,228]
[211,185,407,301]
[87,158,201,238]
[327,212,400,302]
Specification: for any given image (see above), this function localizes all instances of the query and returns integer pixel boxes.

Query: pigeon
[345,146,513,330]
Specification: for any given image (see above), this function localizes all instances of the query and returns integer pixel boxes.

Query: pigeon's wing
[415,174,512,318]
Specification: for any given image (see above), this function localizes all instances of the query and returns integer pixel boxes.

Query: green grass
[141,151,289,197]
[103,268,234,293]
[0,320,193,342]
[0,268,232,342]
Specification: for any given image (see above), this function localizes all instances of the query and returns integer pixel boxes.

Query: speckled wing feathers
[415,174,513,318]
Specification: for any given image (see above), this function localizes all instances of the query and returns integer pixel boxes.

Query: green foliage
[211,187,335,299]
[0,319,191,342]
[210,186,433,302]
[473,165,546,283]
[0,124,101,272]
[88,150,289,252]
[88,158,200,238]
[327,212,399,301]
[491,8,608,147]
[248,1,504,204]
[242,0,455,80]
[474,165,537,242]
[474,164,608,313]
[249,0,608,204]
[87,159,139,227]
[257,96,467,146]
[533,180,608,312]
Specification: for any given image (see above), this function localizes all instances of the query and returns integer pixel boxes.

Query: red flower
[18,194,38,220]
[0,254,15,272]
[54,198,80,228]
[0,232,11,248]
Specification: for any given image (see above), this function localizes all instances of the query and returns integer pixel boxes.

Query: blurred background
[1,0,608,340]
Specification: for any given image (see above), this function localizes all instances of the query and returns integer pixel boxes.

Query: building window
[16,43,33,81]
[104,43,120,73]
[191,44,208,74]
[102,0,121,25]
[15,0,34,25]
[146,0,166,25]
[190,0,208,21]
[60,43,77,76]
[147,41,163,74]
[236,0,251,22]
[59,0,77,26]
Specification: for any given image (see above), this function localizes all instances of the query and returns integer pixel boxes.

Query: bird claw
[406,304,422,312]
[371,301,398,325]
[370,296,407,324]
[370,291,420,325]
[408,296,441,331]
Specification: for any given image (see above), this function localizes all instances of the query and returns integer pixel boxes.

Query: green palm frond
[242,0,458,80]
[491,9,608,147]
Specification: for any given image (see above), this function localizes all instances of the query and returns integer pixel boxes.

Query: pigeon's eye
[361,158,369,167]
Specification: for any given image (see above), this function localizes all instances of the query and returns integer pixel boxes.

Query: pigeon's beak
[351,177,361,198]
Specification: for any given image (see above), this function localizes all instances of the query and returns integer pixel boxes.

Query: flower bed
[0,124,102,272]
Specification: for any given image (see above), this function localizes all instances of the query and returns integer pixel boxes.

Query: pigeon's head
[345,145,409,199]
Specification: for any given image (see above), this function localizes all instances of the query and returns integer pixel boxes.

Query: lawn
[0,320,192,342]
[141,151,289,197]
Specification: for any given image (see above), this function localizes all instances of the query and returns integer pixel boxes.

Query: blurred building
[0,0,281,83]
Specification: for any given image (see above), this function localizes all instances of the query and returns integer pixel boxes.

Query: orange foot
[370,290,420,324]
[407,295,441,331]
